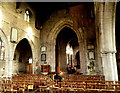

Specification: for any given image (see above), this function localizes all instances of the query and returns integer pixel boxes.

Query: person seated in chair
[54,73,62,87]
[54,73,62,82]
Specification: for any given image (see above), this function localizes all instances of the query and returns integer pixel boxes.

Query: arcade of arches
[0,1,120,81]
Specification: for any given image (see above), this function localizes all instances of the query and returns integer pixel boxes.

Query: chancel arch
[47,19,86,74]
[56,27,79,74]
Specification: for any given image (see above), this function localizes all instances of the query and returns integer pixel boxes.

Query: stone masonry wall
[0,2,40,76]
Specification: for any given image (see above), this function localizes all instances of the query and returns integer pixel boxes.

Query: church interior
[0,1,120,92]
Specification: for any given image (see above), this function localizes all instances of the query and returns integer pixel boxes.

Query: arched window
[24,9,32,22]
[0,37,5,60]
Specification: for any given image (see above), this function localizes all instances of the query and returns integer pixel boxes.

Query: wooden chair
[38,85,48,92]
[100,81,115,92]
[113,81,120,91]
[50,87,61,93]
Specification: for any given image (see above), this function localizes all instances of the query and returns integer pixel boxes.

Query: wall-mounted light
[26,27,33,40]
[27,27,32,37]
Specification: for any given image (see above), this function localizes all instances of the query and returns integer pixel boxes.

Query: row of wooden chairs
[61,75,105,81]
[55,80,120,92]
[5,81,119,92]
[0,74,53,92]
[0,74,118,92]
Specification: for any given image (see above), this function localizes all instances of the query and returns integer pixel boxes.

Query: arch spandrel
[47,19,84,44]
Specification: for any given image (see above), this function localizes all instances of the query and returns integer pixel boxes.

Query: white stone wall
[0,2,40,76]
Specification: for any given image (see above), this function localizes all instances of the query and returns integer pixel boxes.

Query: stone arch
[48,19,83,44]
[47,18,85,72]
[0,29,9,76]
[13,36,36,74]
[13,38,33,74]
[0,29,9,60]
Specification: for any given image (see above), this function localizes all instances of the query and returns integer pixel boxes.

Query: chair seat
[101,89,115,92]
[86,89,100,91]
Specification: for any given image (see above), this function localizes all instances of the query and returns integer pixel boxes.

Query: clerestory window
[24,9,32,22]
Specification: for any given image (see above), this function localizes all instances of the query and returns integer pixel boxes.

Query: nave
[0,74,120,93]
[0,2,120,93]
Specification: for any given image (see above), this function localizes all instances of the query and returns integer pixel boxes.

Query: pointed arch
[48,18,83,44]
[13,36,36,74]
[47,18,84,72]
[13,38,33,74]
[0,29,9,60]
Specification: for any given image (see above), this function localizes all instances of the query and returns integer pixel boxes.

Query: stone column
[5,55,13,77]
[95,2,118,81]
[78,28,87,75]
[49,41,56,72]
